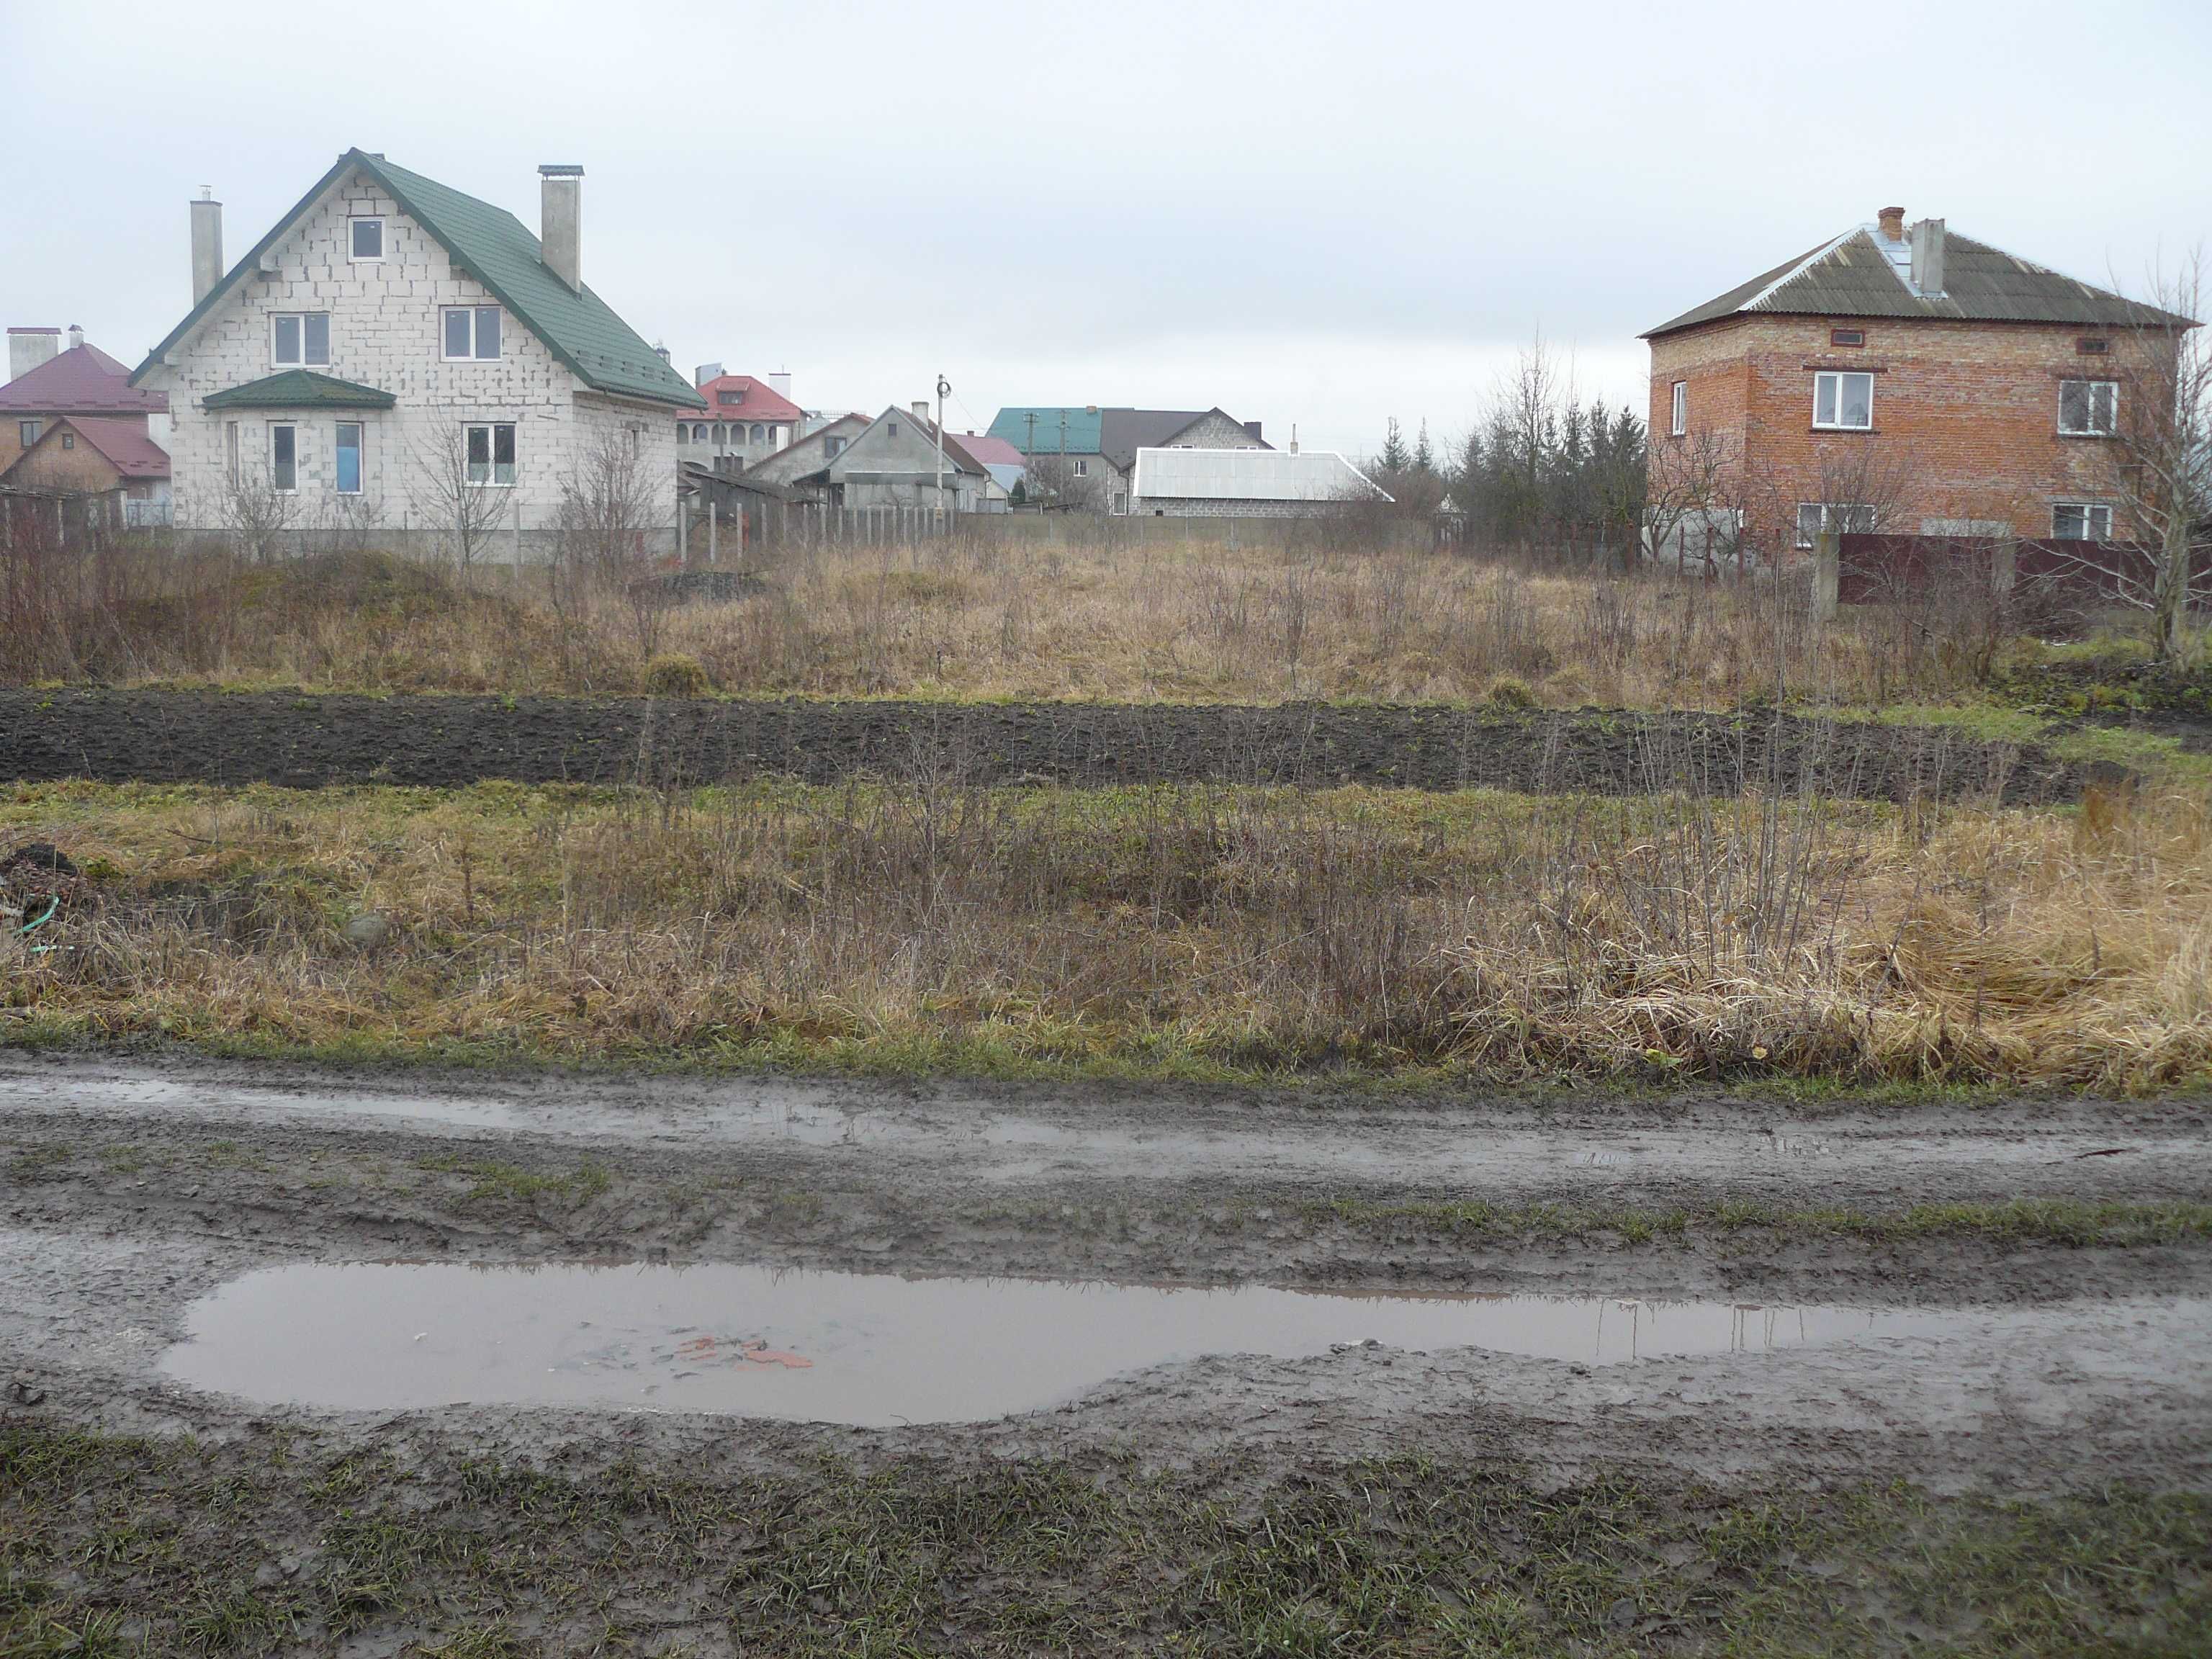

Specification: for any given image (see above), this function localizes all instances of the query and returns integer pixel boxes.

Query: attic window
[2077,338,2110,355]
[1830,327,1866,348]
[887,421,899,439]
[272,313,331,367]
[441,307,501,362]
[717,389,743,405]
[60,431,74,451]
[349,217,385,261]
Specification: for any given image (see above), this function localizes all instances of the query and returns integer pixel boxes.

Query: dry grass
[16,536,2029,709]
[5,776,2211,1091]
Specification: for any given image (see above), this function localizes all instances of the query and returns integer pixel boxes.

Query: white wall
[141,165,678,545]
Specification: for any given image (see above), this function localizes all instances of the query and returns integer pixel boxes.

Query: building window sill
[1809,426,1879,436]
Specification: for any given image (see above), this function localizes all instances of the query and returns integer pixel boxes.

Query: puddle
[161,1263,1946,1426]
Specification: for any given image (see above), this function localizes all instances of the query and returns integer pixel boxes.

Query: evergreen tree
[1413,418,1435,475]
[1377,417,1410,474]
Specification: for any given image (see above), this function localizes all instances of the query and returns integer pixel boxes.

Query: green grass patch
[3,1422,2207,1655]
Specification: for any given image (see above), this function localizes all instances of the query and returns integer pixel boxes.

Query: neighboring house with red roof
[948,431,1028,498]
[1,326,171,479]
[0,415,174,524]
[679,372,806,472]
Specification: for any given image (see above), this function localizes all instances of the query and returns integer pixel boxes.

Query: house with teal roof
[133,150,703,557]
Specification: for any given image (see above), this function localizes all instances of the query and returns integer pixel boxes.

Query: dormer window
[441,306,502,361]
[349,217,385,261]
[717,389,744,406]
[272,313,330,367]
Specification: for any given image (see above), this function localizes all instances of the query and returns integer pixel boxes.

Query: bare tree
[1641,426,1742,576]
[554,429,666,656]
[2054,257,2210,661]
[210,467,300,565]
[1025,454,1105,512]
[409,422,516,573]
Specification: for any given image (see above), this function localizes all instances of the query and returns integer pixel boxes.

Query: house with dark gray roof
[132,150,703,555]
[1644,206,2194,555]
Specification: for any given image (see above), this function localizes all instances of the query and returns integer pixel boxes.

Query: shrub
[1483,674,1538,709]
[642,653,711,698]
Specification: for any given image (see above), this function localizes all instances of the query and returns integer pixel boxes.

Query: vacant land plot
[4,775,2211,1090]
[20,539,2204,714]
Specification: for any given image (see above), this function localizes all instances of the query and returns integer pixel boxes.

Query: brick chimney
[539,164,583,293]
[8,326,60,383]
[190,186,224,304]
[1876,205,1906,240]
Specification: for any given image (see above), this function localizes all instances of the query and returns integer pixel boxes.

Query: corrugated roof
[0,343,168,414]
[202,369,397,410]
[136,149,705,410]
[950,432,1025,468]
[1131,448,1390,503]
[1645,224,2194,338]
[987,406,1105,455]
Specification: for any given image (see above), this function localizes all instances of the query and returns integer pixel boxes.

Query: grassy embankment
[4,1421,2207,1656]
[5,773,2212,1091]
[21,538,2210,714]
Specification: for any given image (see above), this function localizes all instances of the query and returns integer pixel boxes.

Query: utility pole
[934,373,951,532]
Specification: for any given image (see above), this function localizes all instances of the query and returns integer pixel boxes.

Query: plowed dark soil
[0,689,2092,801]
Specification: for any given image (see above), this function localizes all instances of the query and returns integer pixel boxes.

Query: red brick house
[1642,207,2191,557]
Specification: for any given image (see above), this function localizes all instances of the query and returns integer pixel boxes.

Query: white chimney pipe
[539,164,583,293]
[7,328,60,384]
[190,187,224,305]
[66,324,84,353]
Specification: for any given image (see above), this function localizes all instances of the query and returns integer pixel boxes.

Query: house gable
[135,150,703,410]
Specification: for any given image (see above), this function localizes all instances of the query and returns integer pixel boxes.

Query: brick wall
[140,167,677,552]
[1648,314,2174,551]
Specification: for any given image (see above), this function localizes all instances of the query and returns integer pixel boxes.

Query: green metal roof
[201,369,396,410]
[987,406,1106,456]
[135,149,705,410]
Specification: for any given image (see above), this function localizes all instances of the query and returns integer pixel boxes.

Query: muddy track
[6,1055,2211,1653]
[0,688,2095,801]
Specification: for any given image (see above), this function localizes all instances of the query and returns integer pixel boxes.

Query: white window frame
[2052,502,2113,541]
[269,422,299,494]
[441,306,503,363]
[347,217,385,262]
[1670,380,1687,436]
[463,421,517,488]
[1072,457,1089,477]
[1812,370,1874,431]
[1794,503,1876,549]
[2058,379,2118,437]
[271,312,330,368]
[334,421,364,496]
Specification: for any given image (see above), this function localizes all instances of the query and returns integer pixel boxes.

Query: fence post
[1992,536,2016,599]
[1812,528,1840,624]
[708,501,717,566]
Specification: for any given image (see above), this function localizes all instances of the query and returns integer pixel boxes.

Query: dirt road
[4,1052,2208,1653]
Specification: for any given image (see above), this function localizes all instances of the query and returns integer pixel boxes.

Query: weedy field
[15,533,2207,712]
[3,775,2211,1089]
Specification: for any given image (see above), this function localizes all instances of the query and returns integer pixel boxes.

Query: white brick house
[132,149,703,556]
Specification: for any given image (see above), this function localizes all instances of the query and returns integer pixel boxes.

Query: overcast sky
[7,0,2208,457]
